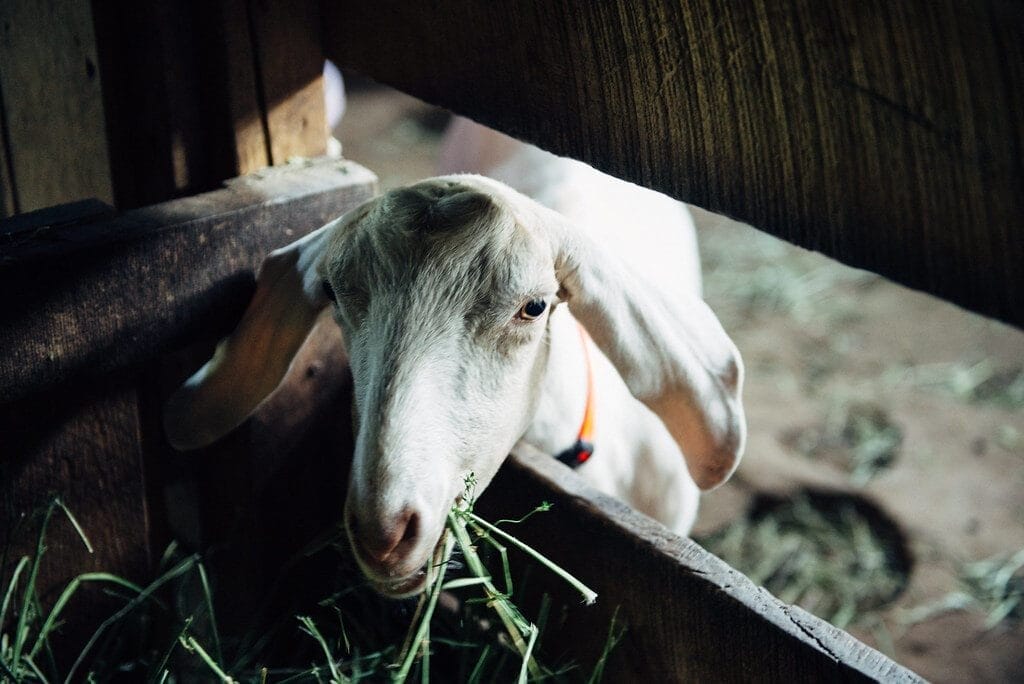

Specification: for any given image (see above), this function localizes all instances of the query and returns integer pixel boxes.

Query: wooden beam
[217,0,329,175]
[0,0,113,214]
[479,445,921,681]
[245,0,328,165]
[91,0,328,208]
[220,0,272,174]
[0,159,376,403]
[324,0,1024,328]
[91,0,241,208]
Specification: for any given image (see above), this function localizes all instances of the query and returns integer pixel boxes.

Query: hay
[884,360,1024,410]
[900,547,1024,630]
[1,492,611,683]
[698,492,910,631]
[782,401,903,485]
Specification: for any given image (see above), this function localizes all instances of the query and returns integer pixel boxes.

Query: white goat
[164,125,745,597]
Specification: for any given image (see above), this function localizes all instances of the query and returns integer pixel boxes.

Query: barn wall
[0,0,113,214]
[0,0,328,216]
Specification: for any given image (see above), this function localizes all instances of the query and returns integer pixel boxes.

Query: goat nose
[352,508,420,565]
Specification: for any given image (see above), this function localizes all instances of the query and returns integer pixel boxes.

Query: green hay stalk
[3,485,611,683]
[298,615,347,683]
[462,511,597,606]
[699,495,906,631]
[392,534,457,683]
[901,547,1024,631]
[64,553,200,683]
[197,562,224,666]
[180,633,234,682]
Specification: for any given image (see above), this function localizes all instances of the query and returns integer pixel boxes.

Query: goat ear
[552,217,746,490]
[163,225,333,450]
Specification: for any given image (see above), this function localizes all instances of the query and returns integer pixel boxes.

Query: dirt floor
[335,80,1024,683]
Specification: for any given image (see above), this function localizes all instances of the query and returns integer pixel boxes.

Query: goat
[163,130,745,598]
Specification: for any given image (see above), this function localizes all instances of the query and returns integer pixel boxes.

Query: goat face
[320,180,559,594]
[164,174,745,598]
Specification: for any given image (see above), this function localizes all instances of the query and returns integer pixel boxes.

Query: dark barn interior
[1,1,1022,681]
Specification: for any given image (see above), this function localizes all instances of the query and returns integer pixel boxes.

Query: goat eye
[517,299,547,321]
[322,280,336,302]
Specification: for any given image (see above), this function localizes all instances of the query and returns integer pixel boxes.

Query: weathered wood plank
[478,445,922,682]
[0,158,376,662]
[91,0,264,209]
[0,376,149,662]
[0,0,113,213]
[92,1,222,208]
[219,0,272,174]
[91,0,327,208]
[246,0,327,164]
[0,158,375,404]
[0,103,15,217]
[0,198,116,239]
[324,0,1024,328]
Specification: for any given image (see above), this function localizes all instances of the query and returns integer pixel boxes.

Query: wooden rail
[480,445,922,682]
[325,0,1024,328]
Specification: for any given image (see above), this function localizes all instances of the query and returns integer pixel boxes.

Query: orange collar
[555,323,596,468]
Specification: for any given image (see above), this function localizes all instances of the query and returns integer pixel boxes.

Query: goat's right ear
[163,224,334,450]
[547,211,746,491]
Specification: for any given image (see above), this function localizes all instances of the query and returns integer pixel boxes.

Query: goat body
[164,122,745,597]
[439,118,725,532]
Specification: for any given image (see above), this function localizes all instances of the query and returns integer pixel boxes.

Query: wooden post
[244,0,327,168]
[0,0,114,215]
[91,0,328,210]
[0,0,329,216]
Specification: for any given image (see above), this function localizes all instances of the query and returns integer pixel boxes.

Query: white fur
[439,119,716,531]
[164,124,745,597]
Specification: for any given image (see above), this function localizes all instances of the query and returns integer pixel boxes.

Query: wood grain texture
[0,376,149,662]
[0,0,113,213]
[91,0,327,209]
[0,102,14,217]
[246,0,327,164]
[478,444,922,682]
[216,0,327,174]
[91,0,241,208]
[219,0,272,174]
[0,160,376,627]
[324,0,1024,328]
[0,159,376,404]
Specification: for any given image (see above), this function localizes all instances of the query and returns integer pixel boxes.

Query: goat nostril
[402,511,419,543]
[355,508,420,565]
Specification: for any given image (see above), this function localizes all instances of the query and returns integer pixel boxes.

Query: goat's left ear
[550,214,746,490]
[163,224,333,451]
